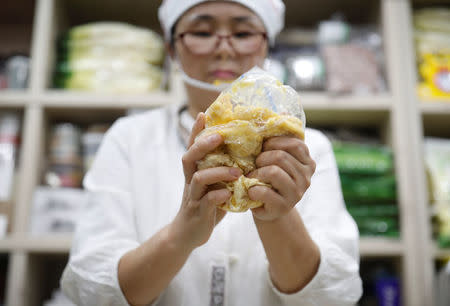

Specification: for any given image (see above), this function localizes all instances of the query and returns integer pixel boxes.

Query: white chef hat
[158,0,285,45]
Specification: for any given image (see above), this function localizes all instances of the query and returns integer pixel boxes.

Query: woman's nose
[214,36,237,59]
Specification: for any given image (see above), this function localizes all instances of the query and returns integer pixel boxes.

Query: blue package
[375,277,400,306]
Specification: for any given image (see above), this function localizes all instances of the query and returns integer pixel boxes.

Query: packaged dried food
[0,113,21,201]
[54,22,164,93]
[196,67,305,212]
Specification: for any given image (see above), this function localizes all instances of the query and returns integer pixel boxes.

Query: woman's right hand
[170,112,241,251]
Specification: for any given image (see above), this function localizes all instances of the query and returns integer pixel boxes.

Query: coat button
[229,254,239,265]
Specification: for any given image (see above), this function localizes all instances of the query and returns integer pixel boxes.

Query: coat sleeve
[267,129,363,306]
[60,118,141,306]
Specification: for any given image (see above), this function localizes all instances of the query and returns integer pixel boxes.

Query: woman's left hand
[248,136,316,221]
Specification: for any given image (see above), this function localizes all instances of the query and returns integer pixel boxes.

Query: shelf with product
[422,119,450,260]
[410,2,450,104]
[406,0,450,306]
[0,0,34,93]
[308,118,407,302]
[309,120,402,239]
[280,0,402,259]
[37,0,171,103]
[359,257,403,306]
[268,0,391,108]
[0,110,24,241]
[23,107,127,239]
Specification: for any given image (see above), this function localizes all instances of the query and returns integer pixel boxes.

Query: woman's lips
[211,70,237,80]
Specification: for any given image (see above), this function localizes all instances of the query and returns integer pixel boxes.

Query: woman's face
[171,1,268,84]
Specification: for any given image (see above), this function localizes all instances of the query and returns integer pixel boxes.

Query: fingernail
[230,168,242,177]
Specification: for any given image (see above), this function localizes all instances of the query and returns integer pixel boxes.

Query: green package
[340,174,397,202]
[333,142,394,175]
[355,217,400,237]
[346,204,399,218]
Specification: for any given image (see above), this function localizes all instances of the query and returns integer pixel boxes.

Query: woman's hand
[248,136,316,221]
[170,113,241,251]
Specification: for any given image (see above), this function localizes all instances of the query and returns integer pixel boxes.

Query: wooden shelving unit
[0,91,31,107]
[0,0,447,305]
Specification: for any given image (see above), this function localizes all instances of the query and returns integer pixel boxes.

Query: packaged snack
[417,53,450,100]
[322,43,382,94]
[45,123,83,188]
[0,113,21,201]
[5,55,29,89]
[196,67,305,212]
[414,8,450,100]
[54,22,164,93]
[340,174,397,202]
[424,137,450,247]
[285,53,326,91]
[333,141,394,175]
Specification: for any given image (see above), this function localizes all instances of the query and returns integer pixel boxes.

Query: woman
[61,1,362,305]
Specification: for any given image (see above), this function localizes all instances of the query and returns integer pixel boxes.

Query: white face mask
[174,59,231,92]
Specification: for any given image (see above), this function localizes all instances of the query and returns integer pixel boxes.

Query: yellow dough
[197,89,304,212]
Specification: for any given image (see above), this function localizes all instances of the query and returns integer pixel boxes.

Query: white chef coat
[61,104,362,306]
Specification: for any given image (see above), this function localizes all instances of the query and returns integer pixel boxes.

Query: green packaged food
[424,137,450,249]
[355,217,400,237]
[346,204,399,218]
[340,174,397,202]
[333,141,394,175]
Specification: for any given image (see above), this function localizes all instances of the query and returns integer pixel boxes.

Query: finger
[255,150,304,183]
[190,167,241,200]
[248,165,297,202]
[249,186,292,221]
[248,185,286,210]
[200,188,232,212]
[263,136,314,166]
[188,112,205,149]
[182,133,224,183]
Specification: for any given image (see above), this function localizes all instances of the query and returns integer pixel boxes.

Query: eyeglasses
[175,31,267,55]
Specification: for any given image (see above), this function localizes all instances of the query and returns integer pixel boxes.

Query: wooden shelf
[421,102,450,137]
[0,235,406,257]
[300,93,392,126]
[420,101,450,115]
[360,237,404,257]
[39,90,175,109]
[14,235,72,254]
[0,235,72,253]
[0,236,18,252]
[433,243,450,259]
[0,91,31,107]
[301,93,393,111]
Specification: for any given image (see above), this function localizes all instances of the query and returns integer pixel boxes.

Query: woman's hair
[169,21,178,49]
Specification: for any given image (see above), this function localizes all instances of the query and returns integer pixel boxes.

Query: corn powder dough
[197,93,304,212]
